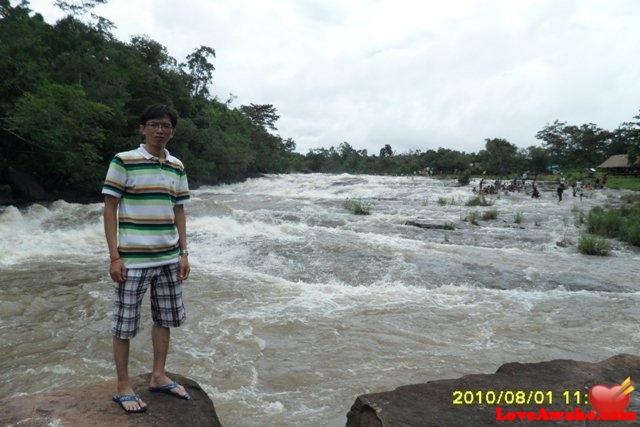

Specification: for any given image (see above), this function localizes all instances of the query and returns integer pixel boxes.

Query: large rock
[0,372,222,427]
[0,184,13,205]
[346,354,640,426]
[3,166,47,202]
[404,220,454,230]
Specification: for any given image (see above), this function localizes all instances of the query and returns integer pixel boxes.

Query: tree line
[302,118,640,181]
[1,0,639,202]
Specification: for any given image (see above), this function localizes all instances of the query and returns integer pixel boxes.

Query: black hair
[139,104,179,128]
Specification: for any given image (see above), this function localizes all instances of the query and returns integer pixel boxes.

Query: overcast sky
[27,0,640,155]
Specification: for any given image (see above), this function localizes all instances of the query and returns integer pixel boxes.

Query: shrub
[466,196,492,207]
[621,193,640,204]
[466,210,481,225]
[606,176,640,191]
[587,208,624,237]
[437,197,448,206]
[514,212,523,224]
[623,216,640,246]
[557,238,573,248]
[344,199,371,215]
[571,205,586,227]
[458,170,471,185]
[482,209,498,220]
[578,234,611,256]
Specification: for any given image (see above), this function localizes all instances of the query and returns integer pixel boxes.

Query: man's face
[139,115,175,148]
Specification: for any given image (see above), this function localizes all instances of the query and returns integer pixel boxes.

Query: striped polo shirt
[102,144,190,268]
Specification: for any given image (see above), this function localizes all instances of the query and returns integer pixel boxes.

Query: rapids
[1,173,638,426]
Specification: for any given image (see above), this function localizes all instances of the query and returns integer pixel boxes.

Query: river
[1,173,639,426]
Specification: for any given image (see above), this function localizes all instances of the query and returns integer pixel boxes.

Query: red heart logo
[589,384,630,414]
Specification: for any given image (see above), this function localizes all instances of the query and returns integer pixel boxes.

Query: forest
[1,0,640,201]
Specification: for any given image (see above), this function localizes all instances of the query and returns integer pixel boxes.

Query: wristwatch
[180,249,189,256]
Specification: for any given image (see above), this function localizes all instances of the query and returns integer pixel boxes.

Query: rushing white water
[1,173,639,426]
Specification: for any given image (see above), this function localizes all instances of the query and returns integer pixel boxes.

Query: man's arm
[174,204,190,280]
[104,195,125,282]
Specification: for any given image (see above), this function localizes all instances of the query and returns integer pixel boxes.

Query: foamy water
[1,174,639,426]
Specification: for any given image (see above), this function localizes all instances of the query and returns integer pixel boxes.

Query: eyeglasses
[145,122,174,130]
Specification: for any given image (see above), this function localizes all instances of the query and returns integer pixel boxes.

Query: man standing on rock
[102,104,191,413]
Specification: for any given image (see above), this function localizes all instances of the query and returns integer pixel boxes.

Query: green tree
[379,144,393,157]
[5,82,113,193]
[477,138,518,176]
[239,103,279,131]
[130,35,179,71]
[424,148,470,174]
[0,0,51,114]
[523,145,550,176]
[54,0,106,17]
[536,120,570,166]
[337,141,361,172]
[615,111,640,165]
[562,123,611,168]
[184,45,216,98]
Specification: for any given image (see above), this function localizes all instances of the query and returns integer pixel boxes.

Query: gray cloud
[30,0,640,154]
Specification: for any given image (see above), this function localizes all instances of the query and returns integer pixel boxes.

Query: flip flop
[148,382,191,400]
[112,393,147,413]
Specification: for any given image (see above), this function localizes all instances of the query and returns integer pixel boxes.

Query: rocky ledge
[0,372,222,427]
[3,356,640,426]
[347,354,640,426]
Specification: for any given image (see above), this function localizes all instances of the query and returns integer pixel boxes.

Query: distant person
[103,104,192,413]
[579,185,585,201]
[531,183,540,199]
[557,182,565,202]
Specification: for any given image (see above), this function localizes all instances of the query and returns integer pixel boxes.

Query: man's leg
[151,325,170,380]
[148,263,188,397]
[111,267,149,411]
[149,325,188,397]
[113,336,147,411]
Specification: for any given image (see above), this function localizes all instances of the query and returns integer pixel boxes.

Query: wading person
[103,104,191,413]
[531,182,540,199]
[557,182,565,202]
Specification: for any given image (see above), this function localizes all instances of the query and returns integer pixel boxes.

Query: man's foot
[112,393,148,413]
[149,378,190,400]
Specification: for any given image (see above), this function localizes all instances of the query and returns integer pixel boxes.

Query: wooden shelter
[598,154,640,175]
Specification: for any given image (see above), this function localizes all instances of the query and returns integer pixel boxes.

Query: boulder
[404,220,454,230]
[3,166,47,202]
[0,184,13,205]
[346,354,640,426]
[0,372,222,427]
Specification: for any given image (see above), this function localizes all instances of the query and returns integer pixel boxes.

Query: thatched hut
[598,154,640,175]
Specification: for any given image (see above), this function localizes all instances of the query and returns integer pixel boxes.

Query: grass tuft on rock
[344,199,372,215]
[578,234,611,256]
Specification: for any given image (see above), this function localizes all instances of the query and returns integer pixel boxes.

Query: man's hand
[178,255,190,280]
[109,258,126,283]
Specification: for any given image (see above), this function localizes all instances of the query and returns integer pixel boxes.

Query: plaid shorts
[112,262,186,339]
